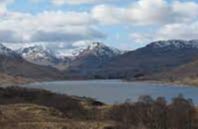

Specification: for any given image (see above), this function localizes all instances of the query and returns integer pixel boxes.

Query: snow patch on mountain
[54,41,122,58]
[0,43,20,58]
[16,45,66,69]
[17,45,56,60]
[148,40,198,49]
[72,42,122,58]
[14,41,122,70]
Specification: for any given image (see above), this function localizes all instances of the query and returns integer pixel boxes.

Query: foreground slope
[0,87,198,129]
[0,104,112,129]
[0,87,111,129]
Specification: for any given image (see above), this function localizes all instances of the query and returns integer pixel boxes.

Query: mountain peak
[86,42,105,50]
[17,45,55,59]
[16,45,64,68]
[74,42,122,58]
[18,45,52,54]
[0,43,20,58]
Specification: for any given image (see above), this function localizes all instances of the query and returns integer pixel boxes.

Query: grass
[0,74,32,87]
[0,104,112,129]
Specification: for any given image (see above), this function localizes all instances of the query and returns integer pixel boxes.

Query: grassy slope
[0,87,113,129]
[142,59,198,86]
[0,73,33,86]
[0,104,112,129]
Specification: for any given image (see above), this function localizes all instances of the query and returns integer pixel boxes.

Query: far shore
[2,77,198,89]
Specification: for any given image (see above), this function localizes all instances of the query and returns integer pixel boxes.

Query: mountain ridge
[2,39,198,83]
[16,45,71,70]
[147,58,198,86]
[16,42,122,73]
[96,40,198,79]
[0,43,64,82]
[147,40,198,49]
[65,42,122,78]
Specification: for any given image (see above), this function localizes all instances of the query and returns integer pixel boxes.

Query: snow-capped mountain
[17,45,60,64]
[66,42,123,76]
[54,41,122,58]
[16,45,71,70]
[17,45,55,59]
[74,42,122,58]
[0,43,63,80]
[16,42,122,71]
[0,44,21,59]
[147,40,198,49]
[97,40,198,79]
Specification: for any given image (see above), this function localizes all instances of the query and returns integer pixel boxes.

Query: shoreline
[1,74,197,89]
[19,78,198,88]
[128,80,195,87]
[135,80,198,87]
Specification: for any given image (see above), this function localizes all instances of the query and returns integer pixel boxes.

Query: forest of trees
[108,95,198,129]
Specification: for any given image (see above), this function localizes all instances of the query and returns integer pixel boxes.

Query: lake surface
[23,80,198,104]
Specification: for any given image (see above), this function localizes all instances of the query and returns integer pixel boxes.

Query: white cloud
[90,0,198,48]
[156,22,198,40]
[129,21,198,45]
[0,10,105,43]
[126,0,171,25]
[172,1,198,19]
[91,0,198,26]
[2,0,198,51]
[0,0,14,15]
[130,33,153,44]
[91,5,125,25]
[91,0,170,25]
[51,0,116,5]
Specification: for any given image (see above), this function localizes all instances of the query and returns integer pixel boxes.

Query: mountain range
[16,42,122,78]
[1,40,198,85]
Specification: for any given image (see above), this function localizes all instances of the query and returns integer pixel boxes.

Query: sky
[1,0,198,51]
